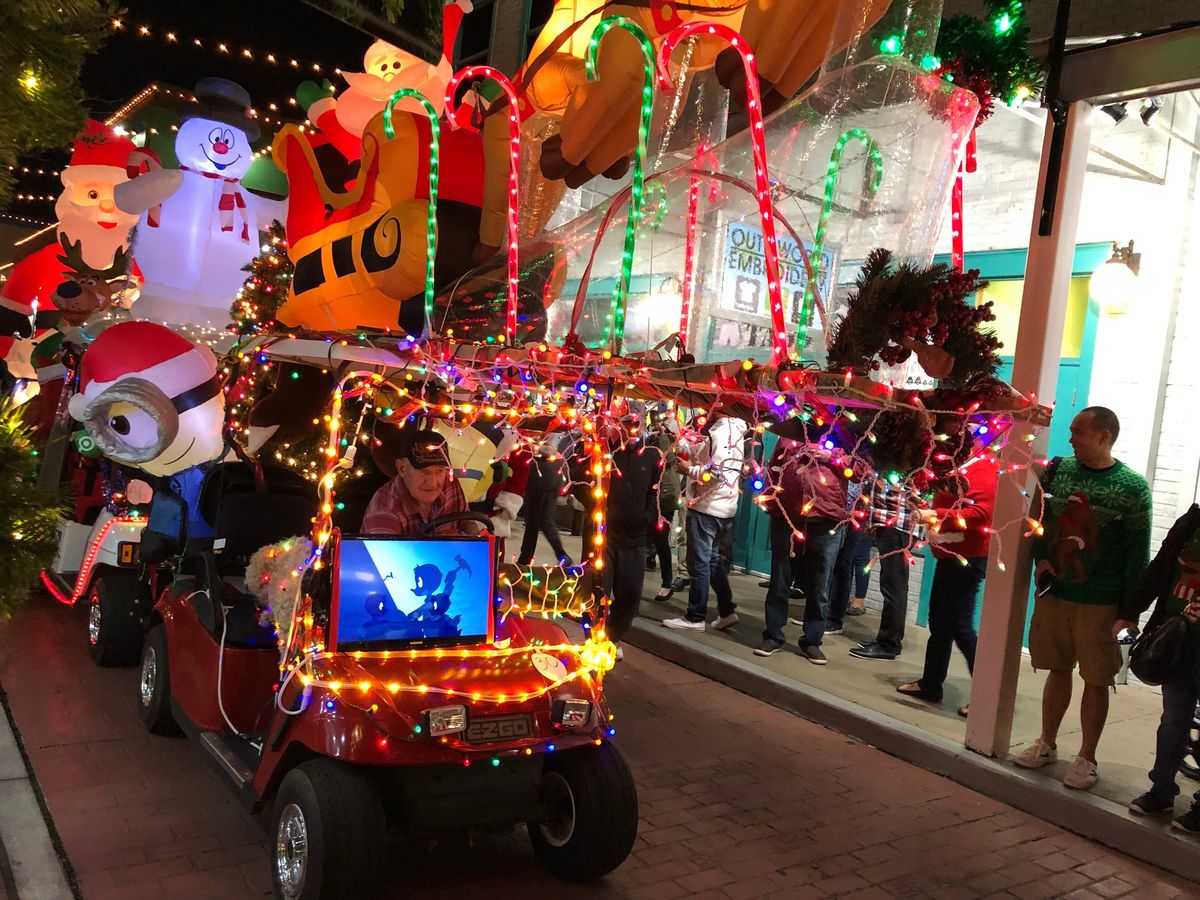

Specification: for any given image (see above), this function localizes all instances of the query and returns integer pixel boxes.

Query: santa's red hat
[68,321,217,418]
[61,120,137,186]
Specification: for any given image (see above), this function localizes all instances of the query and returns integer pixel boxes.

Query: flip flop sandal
[896,682,943,703]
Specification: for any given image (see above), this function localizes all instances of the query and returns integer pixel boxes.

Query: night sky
[4,0,397,224]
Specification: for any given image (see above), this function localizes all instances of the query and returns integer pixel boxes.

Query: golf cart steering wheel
[420,511,495,535]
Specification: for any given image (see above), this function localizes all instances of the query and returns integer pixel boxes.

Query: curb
[0,687,78,900]
[626,619,1200,883]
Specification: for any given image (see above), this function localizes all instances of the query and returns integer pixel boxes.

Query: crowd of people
[358,403,1200,837]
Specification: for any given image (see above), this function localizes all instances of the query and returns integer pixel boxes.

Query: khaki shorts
[1028,594,1121,686]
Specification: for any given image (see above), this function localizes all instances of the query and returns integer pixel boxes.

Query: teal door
[733,432,775,575]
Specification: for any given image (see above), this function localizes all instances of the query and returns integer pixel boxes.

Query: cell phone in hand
[1035,567,1055,597]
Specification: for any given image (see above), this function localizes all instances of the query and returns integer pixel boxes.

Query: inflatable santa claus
[0,120,181,337]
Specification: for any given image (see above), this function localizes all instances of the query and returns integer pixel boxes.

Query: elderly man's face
[398,458,449,505]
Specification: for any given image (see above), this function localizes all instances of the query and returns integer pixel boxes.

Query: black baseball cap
[398,429,451,469]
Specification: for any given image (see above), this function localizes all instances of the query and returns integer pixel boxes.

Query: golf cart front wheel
[528,740,639,882]
[88,571,143,666]
[271,760,385,900]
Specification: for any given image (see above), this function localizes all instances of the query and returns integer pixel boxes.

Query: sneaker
[711,612,739,631]
[789,617,805,627]
[615,644,624,661]
[1128,792,1174,816]
[753,639,783,657]
[799,644,827,666]
[671,577,690,591]
[858,639,875,649]
[1063,755,1098,790]
[1172,807,1200,834]
[663,617,704,631]
[1013,738,1057,769]
[825,626,844,635]
[789,587,805,600]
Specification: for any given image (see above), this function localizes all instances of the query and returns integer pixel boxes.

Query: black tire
[87,571,143,666]
[270,760,385,900]
[1180,706,1200,781]
[528,741,639,882]
[138,625,178,735]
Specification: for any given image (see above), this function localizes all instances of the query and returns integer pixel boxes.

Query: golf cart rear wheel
[87,571,142,666]
[528,741,639,882]
[271,760,385,900]
[138,625,178,735]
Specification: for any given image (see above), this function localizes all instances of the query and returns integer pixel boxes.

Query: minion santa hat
[68,321,227,477]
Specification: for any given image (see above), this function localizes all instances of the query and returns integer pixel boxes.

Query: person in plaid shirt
[362,429,475,535]
[849,478,923,660]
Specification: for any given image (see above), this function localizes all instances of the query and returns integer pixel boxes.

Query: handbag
[1128,615,1190,686]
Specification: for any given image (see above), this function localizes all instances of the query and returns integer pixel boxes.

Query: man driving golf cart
[361,427,480,536]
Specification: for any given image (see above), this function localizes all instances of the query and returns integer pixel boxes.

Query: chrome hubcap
[538,772,576,848]
[88,596,101,646]
[139,646,156,708]
[276,803,308,898]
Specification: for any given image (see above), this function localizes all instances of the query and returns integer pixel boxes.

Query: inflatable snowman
[133,78,284,325]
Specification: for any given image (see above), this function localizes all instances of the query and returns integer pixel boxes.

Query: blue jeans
[683,511,736,622]
[828,528,873,631]
[918,556,985,698]
[1148,656,1200,807]
[764,516,843,646]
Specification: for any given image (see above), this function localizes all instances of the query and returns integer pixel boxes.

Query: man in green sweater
[1014,407,1152,791]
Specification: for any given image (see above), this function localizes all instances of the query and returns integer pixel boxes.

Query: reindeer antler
[56,234,89,275]
[101,246,131,281]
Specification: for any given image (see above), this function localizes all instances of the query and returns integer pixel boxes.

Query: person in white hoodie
[663,411,749,631]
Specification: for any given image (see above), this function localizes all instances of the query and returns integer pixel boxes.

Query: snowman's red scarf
[179,166,250,241]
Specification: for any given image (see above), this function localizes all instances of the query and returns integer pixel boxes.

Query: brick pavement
[0,596,1194,899]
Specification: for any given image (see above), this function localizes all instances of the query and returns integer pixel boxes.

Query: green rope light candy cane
[383,89,441,338]
[586,15,655,353]
[795,128,883,358]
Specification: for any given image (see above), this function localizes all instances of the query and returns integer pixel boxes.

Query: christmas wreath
[826,248,1002,390]
[934,0,1045,126]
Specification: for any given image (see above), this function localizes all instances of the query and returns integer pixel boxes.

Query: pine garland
[827,248,1001,391]
[0,402,68,617]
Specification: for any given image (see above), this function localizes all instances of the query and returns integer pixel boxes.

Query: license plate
[117,541,139,566]
[465,715,532,743]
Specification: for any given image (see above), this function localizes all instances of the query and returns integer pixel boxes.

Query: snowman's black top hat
[182,77,261,141]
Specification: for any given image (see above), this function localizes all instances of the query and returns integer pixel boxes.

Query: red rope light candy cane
[444,67,522,345]
[951,127,978,272]
[679,142,707,353]
[659,23,789,366]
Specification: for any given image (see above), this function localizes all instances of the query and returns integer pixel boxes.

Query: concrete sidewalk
[0,686,74,900]
[0,593,1195,899]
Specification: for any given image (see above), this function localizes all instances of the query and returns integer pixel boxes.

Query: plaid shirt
[865,480,923,537]
[361,475,469,535]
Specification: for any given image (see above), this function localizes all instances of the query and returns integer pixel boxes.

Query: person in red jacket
[897,428,999,715]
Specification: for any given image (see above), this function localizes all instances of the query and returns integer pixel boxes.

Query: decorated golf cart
[34,3,1071,898]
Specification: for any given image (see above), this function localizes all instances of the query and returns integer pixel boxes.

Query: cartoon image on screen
[334,537,493,647]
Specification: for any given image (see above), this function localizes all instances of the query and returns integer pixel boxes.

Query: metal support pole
[965,101,1093,758]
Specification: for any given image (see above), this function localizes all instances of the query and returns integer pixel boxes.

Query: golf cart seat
[185,461,315,648]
